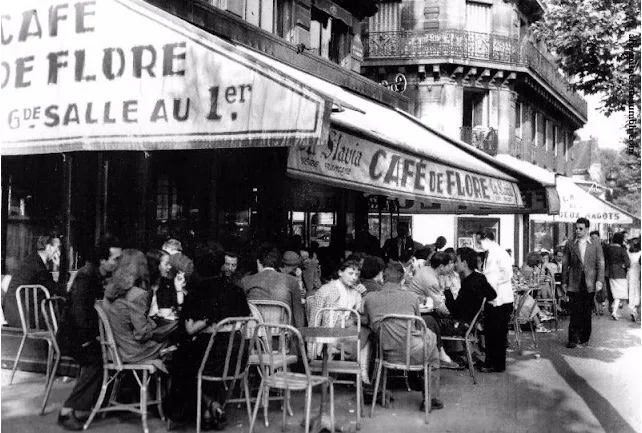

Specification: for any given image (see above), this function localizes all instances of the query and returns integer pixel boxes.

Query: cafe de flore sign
[0,0,330,155]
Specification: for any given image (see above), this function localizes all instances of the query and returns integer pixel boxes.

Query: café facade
[1,0,558,286]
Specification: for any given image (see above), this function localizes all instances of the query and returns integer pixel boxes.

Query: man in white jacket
[478,229,513,373]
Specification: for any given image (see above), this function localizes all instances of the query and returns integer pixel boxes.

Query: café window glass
[456,217,499,251]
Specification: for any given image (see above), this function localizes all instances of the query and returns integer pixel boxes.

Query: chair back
[94,301,124,369]
[251,323,311,378]
[512,287,536,324]
[40,296,65,336]
[198,316,258,382]
[312,307,360,361]
[467,297,486,337]
[376,314,428,371]
[16,285,51,332]
[248,299,292,327]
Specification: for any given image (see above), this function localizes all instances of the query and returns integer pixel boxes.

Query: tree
[531,0,641,154]
[598,148,641,217]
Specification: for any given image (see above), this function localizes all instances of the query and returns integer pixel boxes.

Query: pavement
[1,314,640,433]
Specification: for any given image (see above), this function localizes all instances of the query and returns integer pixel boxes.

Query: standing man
[2,234,61,328]
[478,229,513,373]
[563,218,605,348]
[58,236,122,430]
[382,222,420,264]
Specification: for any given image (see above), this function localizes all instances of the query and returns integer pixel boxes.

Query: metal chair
[249,323,335,433]
[39,296,65,414]
[196,316,258,433]
[370,314,432,424]
[512,287,538,354]
[247,300,296,426]
[535,278,559,330]
[84,302,165,433]
[9,285,53,385]
[441,298,486,385]
[310,307,364,430]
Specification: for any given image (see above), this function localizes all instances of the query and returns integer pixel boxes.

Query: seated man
[363,262,443,410]
[241,244,305,328]
[408,252,452,317]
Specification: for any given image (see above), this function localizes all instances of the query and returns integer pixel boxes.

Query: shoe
[441,360,464,370]
[535,326,551,333]
[611,313,619,321]
[540,316,554,322]
[166,418,189,431]
[566,342,578,349]
[419,398,444,411]
[210,405,227,431]
[479,366,504,373]
[57,412,85,431]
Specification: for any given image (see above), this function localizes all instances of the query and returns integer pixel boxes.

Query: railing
[460,126,498,155]
[363,30,587,118]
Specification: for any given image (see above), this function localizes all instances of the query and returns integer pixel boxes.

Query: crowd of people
[1,218,640,431]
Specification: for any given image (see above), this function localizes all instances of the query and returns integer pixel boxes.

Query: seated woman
[307,259,372,385]
[145,248,170,318]
[521,252,554,300]
[513,288,553,333]
[102,249,176,365]
[156,252,195,314]
[164,250,251,431]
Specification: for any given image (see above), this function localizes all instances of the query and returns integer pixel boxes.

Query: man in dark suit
[382,222,420,264]
[562,218,605,348]
[241,245,305,328]
[58,236,122,431]
[2,235,61,328]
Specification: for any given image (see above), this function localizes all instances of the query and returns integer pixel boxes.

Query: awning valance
[0,0,330,155]
[531,176,639,225]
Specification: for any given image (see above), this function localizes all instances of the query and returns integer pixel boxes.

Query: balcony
[363,30,587,119]
[460,126,498,155]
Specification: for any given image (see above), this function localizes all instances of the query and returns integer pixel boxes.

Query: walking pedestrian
[562,218,605,348]
[604,232,630,320]
[627,238,641,322]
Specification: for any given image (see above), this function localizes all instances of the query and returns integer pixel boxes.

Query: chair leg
[465,340,476,385]
[40,346,60,415]
[355,374,361,430]
[156,375,165,421]
[103,373,123,419]
[381,368,388,408]
[529,322,538,349]
[243,375,253,426]
[370,360,382,418]
[196,375,202,433]
[250,381,265,433]
[304,386,312,433]
[140,370,149,433]
[328,381,335,433]
[423,365,429,424]
[286,390,294,416]
[10,334,27,385]
[264,385,270,427]
[84,369,111,430]
[281,386,288,432]
[45,342,52,384]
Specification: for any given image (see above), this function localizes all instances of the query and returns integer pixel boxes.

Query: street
[2,315,640,433]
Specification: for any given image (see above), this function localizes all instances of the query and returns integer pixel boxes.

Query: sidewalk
[2,315,640,433]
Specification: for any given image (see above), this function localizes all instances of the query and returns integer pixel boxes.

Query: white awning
[0,0,330,155]
[244,49,558,214]
[531,176,638,225]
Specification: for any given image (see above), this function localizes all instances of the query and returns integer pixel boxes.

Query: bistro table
[300,327,359,433]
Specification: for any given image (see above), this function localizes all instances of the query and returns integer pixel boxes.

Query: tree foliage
[531,0,641,153]
[598,148,641,217]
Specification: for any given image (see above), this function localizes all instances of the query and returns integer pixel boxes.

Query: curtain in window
[466,1,491,33]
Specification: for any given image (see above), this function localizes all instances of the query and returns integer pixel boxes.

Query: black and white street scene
[1,1,640,432]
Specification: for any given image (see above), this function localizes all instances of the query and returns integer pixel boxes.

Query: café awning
[0,0,330,155]
[244,50,554,214]
[531,176,639,225]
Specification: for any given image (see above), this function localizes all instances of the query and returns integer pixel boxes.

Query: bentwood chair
[441,298,486,385]
[196,317,258,433]
[84,302,165,433]
[247,300,296,426]
[535,278,559,331]
[9,285,53,385]
[249,323,334,433]
[39,296,65,414]
[512,287,538,354]
[310,307,364,430]
[371,314,432,425]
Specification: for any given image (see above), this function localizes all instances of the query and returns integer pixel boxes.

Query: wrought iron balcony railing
[460,126,498,155]
[363,30,587,118]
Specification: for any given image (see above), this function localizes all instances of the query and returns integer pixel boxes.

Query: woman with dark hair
[164,250,251,430]
[628,238,641,322]
[102,249,175,364]
[146,248,170,317]
[307,259,372,384]
[605,232,631,320]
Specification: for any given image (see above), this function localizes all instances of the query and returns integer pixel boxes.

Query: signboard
[288,127,524,210]
[532,176,634,225]
[0,0,329,155]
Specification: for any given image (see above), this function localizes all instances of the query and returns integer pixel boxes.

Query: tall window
[515,102,522,138]
[545,119,553,152]
[466,1,492,33]
[563,131,569,161]
[537,112,545,148]
[213,0,284,34]
[553,125,559,156]
[369,2,400,32]
[463,89,488,127]
[156,175,180,221]
[310,7,350,64]
[531,110,538,146]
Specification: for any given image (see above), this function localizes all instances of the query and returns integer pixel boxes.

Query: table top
[300,327,358,344]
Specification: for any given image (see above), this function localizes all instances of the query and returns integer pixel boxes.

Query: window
[537,112,545,147]
[545,119,553,152]
[156,175,180,221]
[553,125,559,156]
[213,0,281,33]
[466,1,492,33]
[310,8,350,64]
[531,110,537,146]
[463,89,488,127]
[369,2,400,32]
[563,132,569,161]
[515,101,522,139]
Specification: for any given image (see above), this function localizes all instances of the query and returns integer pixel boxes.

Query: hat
[282,251,301,267]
